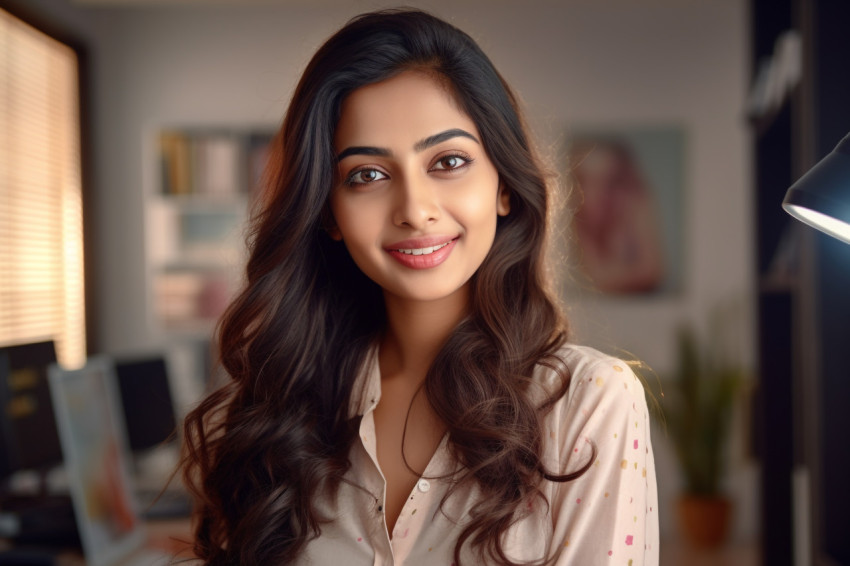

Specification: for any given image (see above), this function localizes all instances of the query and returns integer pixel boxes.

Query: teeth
[397,242,450,255]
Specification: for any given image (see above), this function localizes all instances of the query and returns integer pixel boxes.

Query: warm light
[0,9,86,368]
[784,204,850,245]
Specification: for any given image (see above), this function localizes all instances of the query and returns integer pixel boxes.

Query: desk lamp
[783,132,850,243]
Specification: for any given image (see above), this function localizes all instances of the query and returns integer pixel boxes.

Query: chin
[387,287,462,303]
[382,278,471,304]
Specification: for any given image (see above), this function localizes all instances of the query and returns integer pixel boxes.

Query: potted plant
[665,324,744,548]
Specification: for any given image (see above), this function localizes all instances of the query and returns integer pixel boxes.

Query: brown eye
[345,168,387,185]
[432,154,471,171]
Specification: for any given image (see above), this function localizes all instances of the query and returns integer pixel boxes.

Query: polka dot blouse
[299,344,659,565]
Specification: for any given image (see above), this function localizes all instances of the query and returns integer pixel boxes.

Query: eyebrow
[336,128,480,162]
[414,128,480,151]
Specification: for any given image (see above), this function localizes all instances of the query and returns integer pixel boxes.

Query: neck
[380,284,470,381]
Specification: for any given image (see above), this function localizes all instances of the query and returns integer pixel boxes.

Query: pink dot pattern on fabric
[317,350,658,565]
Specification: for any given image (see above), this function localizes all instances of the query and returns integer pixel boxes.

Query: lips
[385,236,458,269]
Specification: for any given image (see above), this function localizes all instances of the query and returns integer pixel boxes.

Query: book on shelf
[158,129,274,198]
[154,271,204,324]
[154,270,233,328]
[192,133,243,197]
[159,131,193,195]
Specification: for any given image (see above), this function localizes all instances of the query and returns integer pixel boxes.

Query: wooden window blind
[0,8,86,368]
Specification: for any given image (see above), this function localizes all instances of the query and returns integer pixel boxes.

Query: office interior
[1,0,848,565]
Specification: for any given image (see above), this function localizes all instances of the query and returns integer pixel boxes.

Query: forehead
[334,71,478,148]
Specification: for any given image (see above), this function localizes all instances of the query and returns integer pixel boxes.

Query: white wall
[45,0,756,541]
[87,0,754,367]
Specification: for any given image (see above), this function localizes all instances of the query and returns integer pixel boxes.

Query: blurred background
[1,0,847,565]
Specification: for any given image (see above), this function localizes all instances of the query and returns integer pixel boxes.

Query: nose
[392,174,440,229]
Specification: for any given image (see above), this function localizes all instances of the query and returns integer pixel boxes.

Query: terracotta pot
[676,494,733,548]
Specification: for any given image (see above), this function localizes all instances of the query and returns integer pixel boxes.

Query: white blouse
[299,344,659,565]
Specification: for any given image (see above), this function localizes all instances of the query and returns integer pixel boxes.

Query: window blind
[0,9,86,368]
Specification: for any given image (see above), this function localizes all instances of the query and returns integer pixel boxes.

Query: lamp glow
[783,132,850,244]
[784,204,850,244]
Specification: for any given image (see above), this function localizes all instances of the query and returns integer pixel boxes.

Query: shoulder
[533,343,644,404]
[532,344,650,441]
[553,343,633,378]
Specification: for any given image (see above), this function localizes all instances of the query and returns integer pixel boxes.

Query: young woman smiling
[181,9,659,566]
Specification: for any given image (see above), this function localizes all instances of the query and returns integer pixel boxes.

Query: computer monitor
[0,340,63,481]
[113,356,177,454]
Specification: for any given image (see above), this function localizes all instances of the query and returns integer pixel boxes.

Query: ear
[497,183,511,217]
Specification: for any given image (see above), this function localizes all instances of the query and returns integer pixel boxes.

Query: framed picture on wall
[564,126,686,296]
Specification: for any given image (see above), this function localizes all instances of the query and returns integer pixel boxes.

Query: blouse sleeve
[544,353,659,565]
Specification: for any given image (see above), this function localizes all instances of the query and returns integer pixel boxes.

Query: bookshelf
[146,128,273,336]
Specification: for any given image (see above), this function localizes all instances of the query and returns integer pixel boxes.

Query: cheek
[330,196,385,253]
[454,187,501,233]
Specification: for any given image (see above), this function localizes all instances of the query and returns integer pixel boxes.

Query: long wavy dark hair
[182,9,589,565]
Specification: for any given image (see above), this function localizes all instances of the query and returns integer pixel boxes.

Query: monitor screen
[0,340,63,479]
[113,357,177,453]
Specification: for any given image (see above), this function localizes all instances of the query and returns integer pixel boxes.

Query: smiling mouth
[386,237,458,269]
[395,242,452,256]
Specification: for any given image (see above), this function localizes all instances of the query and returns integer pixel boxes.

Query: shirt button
[417,479,431,493]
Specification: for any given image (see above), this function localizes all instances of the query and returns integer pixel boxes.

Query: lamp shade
[783,132,850,244]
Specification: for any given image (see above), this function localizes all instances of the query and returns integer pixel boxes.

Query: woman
[182,9,658,565]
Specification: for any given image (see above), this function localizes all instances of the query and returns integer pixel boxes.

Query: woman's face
[329,71,509,304]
